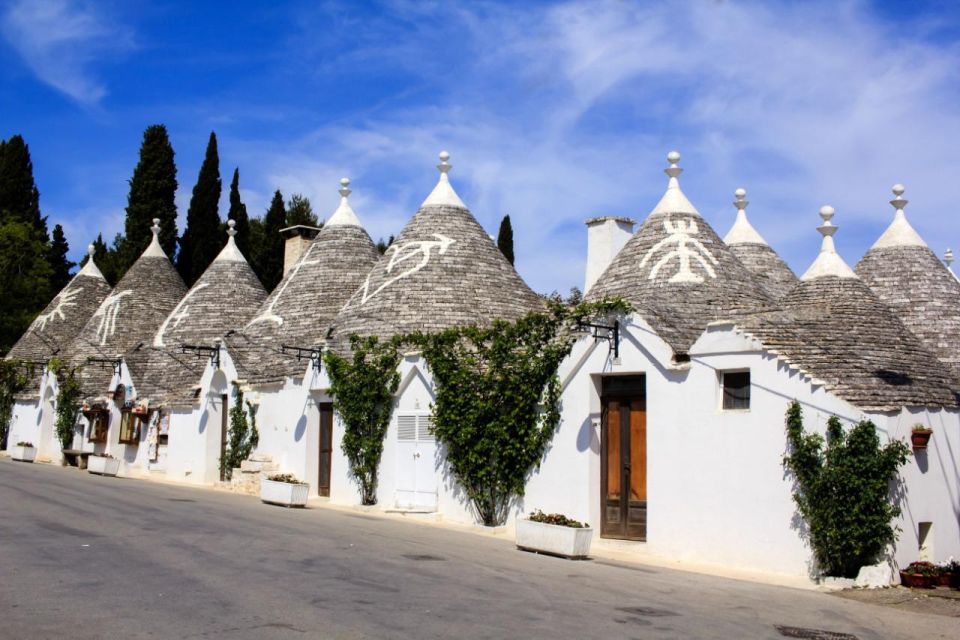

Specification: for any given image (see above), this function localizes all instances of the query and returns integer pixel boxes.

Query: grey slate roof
[586,155,772,355]
[67,241,187,402]
[329,201,543,346]
[855,243,960,381]
[735,276,958,410]
[235,221,380,385]
[5,257,112,398]
[728,243,797,299]
[126,237,268,406]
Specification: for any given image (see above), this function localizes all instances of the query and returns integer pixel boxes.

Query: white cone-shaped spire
[421,151,467,208]
[871,184,926,249]
[76,242,106,279]
[215,219,245,262]
[142,217,168,258]
[945,248,959,282]
[801,205,858,280]
[650,151,700,217]
[326,177,364,227]
[723,188,768,245]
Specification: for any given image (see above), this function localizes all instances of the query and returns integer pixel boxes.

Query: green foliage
[249,190,287,291]
[47,224,75,293]
[0,359,32,448]
[121,124,178,276]
[0,134,44,231]
[783,400,911,578]
[49,358,83,452]
[221,388,259,481]
[413,297,630,526]
[496,214,514,265]
[375,235,394,255]
[225,167,251,257]
[0,219,53,353]
[285,193,319,227]
[528,509,588,528]
[324,335,402,505]
[178,132,222,285]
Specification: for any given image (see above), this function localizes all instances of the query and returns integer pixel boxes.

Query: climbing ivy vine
[221,385,259,481]
[783,400,910,578]
[413,296,630,526]
[49,358,83,452]
[324,335,402,505]
[0,359,32,448]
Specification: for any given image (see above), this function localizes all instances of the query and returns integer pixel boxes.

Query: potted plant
[261,473,309,508]
[899,561,938,588]
[11,441,37,463]
[516,510,594,559]
[937,559,958,588]
[87,453,120,477]
[911,425,933,449]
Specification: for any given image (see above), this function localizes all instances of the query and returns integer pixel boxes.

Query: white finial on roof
[723,187,768,245]
[142,217,167,257]
[77,242,105,279]
[946,248,959,282]
[422,150,467,208]
[801,205,858,280]
[651,150,700,217]
[215,219,245,262]
[326,177,363,227]
[870,183,927,249]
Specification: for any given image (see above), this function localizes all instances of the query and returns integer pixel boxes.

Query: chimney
[279,225,322,276]
[584,216,635,294]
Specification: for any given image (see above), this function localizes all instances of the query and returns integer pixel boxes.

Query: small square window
[722,371,751,410]
[118,411,143,445]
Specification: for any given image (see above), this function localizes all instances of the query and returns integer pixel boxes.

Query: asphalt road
[1,458,956,640]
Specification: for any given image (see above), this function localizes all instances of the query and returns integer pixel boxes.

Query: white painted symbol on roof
[638,217,718,284]
[35,286,82,331]
[153,283,209,347]
[93,290,133,346]
[246,243,322,329]
[358,233,456,305]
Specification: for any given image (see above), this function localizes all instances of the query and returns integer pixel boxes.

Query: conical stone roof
[6,245,112,398]
[586,152,772,356]
[329,152,542,346]
[67,220,187,401]
[854,185,960,379]
[126,221,268,406]
[737,206,958,410]
[230,178,380,384]
[723,188,797,299]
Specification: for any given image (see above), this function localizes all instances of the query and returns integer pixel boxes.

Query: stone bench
[62,449,92,470]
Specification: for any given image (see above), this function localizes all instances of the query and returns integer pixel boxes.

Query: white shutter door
[397,415,417,441]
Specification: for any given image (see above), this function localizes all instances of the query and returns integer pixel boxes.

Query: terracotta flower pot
[911,430,932,449]
[936,573,952,587]
[899,571,933,589]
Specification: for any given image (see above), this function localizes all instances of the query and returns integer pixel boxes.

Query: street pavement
[1,458,956,639]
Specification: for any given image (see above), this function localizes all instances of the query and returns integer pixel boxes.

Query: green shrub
[220,387,258,481]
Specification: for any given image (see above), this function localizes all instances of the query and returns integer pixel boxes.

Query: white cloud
[0,0,134,105]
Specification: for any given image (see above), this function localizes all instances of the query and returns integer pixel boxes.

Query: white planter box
[516,519,594,559]
[261,478,309,508]
[87,456,120,476]
[11,445,37,463]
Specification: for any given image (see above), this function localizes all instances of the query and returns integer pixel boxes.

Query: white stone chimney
[584,216,636,294]
[279,225,322,276]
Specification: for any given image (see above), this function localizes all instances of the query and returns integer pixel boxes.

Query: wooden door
[600,376,647,541]
[219,394,228,482]
[318,403,333,497]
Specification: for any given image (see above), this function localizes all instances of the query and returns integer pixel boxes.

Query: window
[118,411,143,445]
[721,371,751,410]
[397,415,434,442]
[88,411,109,443]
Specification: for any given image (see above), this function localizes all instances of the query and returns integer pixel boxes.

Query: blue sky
[2,0,960,294]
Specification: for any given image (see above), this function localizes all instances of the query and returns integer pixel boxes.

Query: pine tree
[121,125,178,275]
[496,214,514,265]
[285,193,319,227]
[47,224,75,292]
[225,167,250,256]
[249,190,287,291]
[177,132,222,285]
[0,135,45,234]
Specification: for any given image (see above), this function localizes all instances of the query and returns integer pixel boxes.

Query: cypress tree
[0,135,45,234]
[177,132,222,285]
[250,190,287,291]
[496,214,514,265]
[285,193,319,227]
[225,167,250,257]
[122,125,178,275]
[47,224,75,292]
[0,220,52,354]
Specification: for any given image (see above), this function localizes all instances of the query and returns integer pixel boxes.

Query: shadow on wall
[294,414,307,442]
[198,409,209,434]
